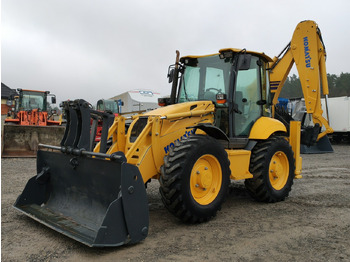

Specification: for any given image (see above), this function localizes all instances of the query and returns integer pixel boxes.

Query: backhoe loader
[14,20,333,247]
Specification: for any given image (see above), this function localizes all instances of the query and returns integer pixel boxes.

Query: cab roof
[19,89,48,93]
[180,48,273,62]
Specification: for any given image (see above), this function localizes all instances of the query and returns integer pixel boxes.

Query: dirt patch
[2,144,350,261]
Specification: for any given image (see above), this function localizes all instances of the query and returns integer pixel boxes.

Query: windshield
[177,55,232,103]
[97,100,119,113]
[20,91,47,111]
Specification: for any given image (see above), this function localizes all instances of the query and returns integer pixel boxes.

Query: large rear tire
[159,135,230,223]
[245,136,295,203]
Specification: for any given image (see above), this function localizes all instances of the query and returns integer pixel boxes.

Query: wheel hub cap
[269,151,289,190]
[190,154,222,205]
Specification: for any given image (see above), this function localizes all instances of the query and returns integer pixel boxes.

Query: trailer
[111,90,161,115]
[322,96,350,142]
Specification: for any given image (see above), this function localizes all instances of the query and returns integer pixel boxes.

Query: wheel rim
[269,151,289,190]
[190,154,222,205]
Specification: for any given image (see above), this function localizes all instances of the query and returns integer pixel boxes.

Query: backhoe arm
[269,20,333,140]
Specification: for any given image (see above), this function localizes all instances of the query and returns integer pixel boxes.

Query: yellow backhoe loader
[14,20,333,247]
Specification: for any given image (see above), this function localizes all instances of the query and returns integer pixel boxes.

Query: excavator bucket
[2,125,65,157]
[14,99,149,247]
[300,135,334,154]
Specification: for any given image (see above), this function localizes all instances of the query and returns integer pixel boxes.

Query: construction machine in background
[14,20,333,247]
[96,99,121,114]
[94,99,121,143]
[2,89,65,157]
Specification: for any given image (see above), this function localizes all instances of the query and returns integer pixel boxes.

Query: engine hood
[143,101,215,117]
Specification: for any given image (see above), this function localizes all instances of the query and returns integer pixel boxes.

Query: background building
[1,83,18,115]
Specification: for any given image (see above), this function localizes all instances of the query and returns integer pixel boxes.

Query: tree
[279,74,303,98]
[279,73,350,98]
[334,73,350,97]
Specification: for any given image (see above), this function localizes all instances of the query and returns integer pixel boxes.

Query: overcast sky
[2,0,350,106]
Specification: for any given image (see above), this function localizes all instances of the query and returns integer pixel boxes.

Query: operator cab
[96,99,120,114]
[18,90,48,111]
[173,49,273,148]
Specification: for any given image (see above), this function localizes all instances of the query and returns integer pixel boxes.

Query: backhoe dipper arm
[269,20,333,140]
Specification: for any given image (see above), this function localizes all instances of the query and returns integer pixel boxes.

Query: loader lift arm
[269,20,333,141]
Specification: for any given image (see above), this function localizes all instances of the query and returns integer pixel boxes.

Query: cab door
[233,56,264,137]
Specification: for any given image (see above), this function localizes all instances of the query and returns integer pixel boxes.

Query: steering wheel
[205,88,221,93]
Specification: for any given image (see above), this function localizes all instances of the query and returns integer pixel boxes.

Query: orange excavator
[2,89,65,157]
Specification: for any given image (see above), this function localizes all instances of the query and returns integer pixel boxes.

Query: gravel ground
[2,144,350,262]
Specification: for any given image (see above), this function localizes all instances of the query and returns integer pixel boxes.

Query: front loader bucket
[2,125,65,157]
[14,150,149,247]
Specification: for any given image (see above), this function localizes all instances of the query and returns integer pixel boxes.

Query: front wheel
[159,135,230,223]
[245,136,295,203]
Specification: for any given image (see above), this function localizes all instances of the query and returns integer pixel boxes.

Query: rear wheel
[245,136,295,202]
[159,135,230,223]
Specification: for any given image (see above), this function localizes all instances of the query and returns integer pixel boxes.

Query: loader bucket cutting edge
[13,150,149,247]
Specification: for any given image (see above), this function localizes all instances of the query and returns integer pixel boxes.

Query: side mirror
[51,96,56,104]
[168,68,175,83]
[238,54,251,70]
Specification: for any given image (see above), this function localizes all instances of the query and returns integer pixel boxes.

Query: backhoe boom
[269,20,333,140]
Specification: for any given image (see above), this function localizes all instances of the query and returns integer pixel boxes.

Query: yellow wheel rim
[190,154,222,205]
[269,151,289,190]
